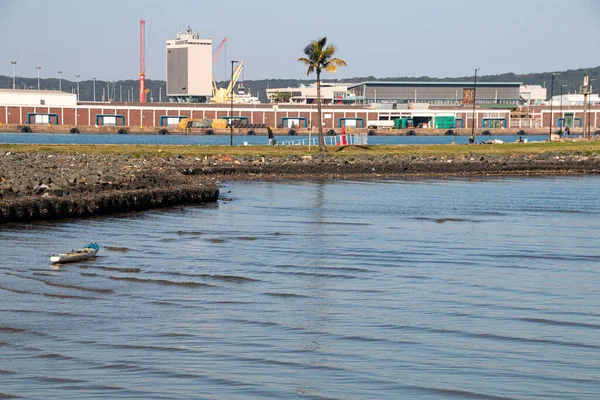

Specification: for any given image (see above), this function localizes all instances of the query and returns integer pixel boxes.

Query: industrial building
[347,81,522,106]
[267,81,539,108]
[166,27,213,103]
[1,94,598,134]
[266,83,357,105]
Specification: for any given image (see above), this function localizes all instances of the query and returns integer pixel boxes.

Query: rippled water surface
[0,132,550,146]
[1,177,600,399]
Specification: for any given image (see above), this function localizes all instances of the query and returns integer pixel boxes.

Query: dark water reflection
[1,176,600,399]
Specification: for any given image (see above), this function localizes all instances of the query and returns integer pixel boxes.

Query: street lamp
[471,68,480,137]
[10,61,16,90]
[588,79,596,139]
[36,66,41,90]
[548,72,559,140]
[58,70,63,91]
[75,74,80,101]
[230,60,239,146]
[560,84,567,128]
[92,78,96,102]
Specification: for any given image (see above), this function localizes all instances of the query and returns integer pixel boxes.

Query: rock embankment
[0,152,219,223]
[181,151,600,178]
[2,150,600,223]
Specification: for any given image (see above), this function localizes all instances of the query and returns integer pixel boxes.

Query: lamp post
[92,78,96,102]
[10,61,16,90]
[75,74,80,101]
[560,84,567,128]
[589,79,596,139]
[58,70,63,91]
[471,68,480,137]
[36,66,41,90]
[374,89,377,103]
[548,72,559,140]
[229,60,238,146]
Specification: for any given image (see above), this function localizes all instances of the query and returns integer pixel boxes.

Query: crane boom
[225,61,244,101]
[212,37,227,66]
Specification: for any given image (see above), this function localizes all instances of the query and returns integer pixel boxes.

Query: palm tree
[298,37,347,151]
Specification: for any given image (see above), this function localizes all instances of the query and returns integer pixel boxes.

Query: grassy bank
[2,141,600,158]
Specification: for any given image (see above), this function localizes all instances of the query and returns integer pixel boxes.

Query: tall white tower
[166,26,212,103]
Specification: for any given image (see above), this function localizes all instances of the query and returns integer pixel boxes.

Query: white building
[166,27,212,102]
[0,89,76,107]
[548,93,600,106]
[266,83,356,104]
[520,85,546,106]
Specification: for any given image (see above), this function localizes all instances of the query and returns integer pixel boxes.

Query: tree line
[0,65,598,103]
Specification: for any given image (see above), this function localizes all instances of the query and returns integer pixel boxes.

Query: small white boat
[50,243,100,264]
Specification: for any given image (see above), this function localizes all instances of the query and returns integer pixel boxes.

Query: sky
[1,0,599,83]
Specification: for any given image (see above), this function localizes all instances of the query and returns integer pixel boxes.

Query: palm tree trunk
[316,70,326,151]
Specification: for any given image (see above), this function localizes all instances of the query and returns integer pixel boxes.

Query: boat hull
[50,244,99,264]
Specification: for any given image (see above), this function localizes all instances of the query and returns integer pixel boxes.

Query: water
[0,132,550,146]
[1,176,600,399]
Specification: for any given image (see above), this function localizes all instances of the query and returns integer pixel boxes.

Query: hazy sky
[1,0,599,83]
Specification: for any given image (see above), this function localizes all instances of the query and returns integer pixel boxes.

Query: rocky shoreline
[2,150,600,223]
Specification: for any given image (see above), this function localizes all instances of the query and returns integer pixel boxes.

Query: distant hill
[1,65,598,103]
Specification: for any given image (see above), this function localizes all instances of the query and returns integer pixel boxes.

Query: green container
[435,116,455,129]
[394,118,408,129]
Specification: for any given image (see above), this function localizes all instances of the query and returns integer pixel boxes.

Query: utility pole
[11,61,17,89]
[582,76,595,139]
[560,84,567,129]
[590,79,596,138]
[75,74,80,101]
[230,60,239,146]
[548,73,559,141]
[471,68,480,137]
[36,66,41,90]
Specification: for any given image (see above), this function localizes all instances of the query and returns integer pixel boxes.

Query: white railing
[278,133,368,147]
[509,118,542,128]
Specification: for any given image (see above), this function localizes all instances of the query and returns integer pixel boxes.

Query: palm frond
[321,45,336,60]
[317,37,328,50]
[330,58,347,67]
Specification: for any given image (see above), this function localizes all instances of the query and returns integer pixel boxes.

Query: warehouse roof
[348,81,522,89]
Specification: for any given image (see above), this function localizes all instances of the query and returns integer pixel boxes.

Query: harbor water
[0,132,551,146]
[1,176,600,399]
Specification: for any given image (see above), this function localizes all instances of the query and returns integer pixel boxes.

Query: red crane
[212,37,227,66]
[139,19,146,103]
